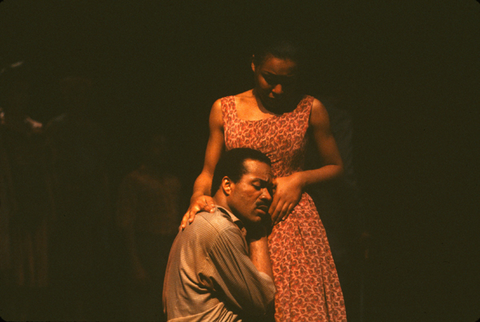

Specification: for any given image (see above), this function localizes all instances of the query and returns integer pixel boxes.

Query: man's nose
[271,83,283,96]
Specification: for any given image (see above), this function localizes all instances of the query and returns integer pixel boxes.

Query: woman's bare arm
[269,98,344,224]
[179,99,225,229]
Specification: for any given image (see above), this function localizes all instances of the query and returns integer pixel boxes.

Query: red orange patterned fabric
[222,95,347,321]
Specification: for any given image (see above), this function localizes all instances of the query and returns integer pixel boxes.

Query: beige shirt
[163,207,275,321]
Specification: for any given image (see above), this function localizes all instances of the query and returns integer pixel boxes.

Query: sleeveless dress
[222,95,347,322]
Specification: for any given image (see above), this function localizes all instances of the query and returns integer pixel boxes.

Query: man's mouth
[256,204,269,214]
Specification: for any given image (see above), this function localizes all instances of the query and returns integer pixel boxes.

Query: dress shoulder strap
[220,96,236,126]
[293,95,314,121]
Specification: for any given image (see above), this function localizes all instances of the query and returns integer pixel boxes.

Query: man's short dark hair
[211,148,271,194]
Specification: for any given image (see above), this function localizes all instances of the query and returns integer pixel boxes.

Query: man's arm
[206,225,275,316]
[247,227,273,280]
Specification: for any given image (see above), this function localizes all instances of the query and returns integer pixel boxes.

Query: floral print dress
[222,95,347,321]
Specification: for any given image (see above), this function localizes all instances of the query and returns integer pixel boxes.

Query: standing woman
[181,39,347,321]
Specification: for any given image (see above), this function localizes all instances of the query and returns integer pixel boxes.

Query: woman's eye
[263,76,275,84]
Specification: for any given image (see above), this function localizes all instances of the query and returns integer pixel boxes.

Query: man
[163,148,276,321]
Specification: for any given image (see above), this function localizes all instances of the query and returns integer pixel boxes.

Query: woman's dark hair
[211,148,271,193]
[252,37,304,68]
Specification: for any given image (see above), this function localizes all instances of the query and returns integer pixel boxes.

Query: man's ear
[221,176,233,195]
[251,56,256,73]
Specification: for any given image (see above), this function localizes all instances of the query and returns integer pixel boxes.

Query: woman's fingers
[179,196,216,230]
[275,203,288,225]
[179,205,199,230]
[272,201,294,225]
[204,197,216,213]
[179,213,190,230]
[270,199,284,224]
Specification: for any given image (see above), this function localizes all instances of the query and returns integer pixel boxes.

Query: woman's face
[252,54,299,112]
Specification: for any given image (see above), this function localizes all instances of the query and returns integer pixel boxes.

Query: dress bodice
[222,95,313,178]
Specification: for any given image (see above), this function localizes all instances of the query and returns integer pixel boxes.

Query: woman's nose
[272,83,283,95]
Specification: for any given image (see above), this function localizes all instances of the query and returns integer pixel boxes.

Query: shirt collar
[216,206,246,232]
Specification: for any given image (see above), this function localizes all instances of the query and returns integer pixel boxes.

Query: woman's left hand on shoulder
[269,173,304,225]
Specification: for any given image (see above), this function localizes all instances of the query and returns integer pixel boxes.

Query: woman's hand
[179,195,216,230]
[269,173,304,225]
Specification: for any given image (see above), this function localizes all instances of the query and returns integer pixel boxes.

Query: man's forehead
[243,159,273,180]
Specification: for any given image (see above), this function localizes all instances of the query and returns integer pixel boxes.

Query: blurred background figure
[0,61,54,320]
[116,133,182,322]
[306,91,368,322]
[45,76,112,320]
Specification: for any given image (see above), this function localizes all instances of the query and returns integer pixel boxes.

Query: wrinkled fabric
[163,207,275,321]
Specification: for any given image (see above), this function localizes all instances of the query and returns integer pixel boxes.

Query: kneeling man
[163,148,276,321]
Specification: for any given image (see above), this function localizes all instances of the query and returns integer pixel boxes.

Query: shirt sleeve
[201,226,276,316]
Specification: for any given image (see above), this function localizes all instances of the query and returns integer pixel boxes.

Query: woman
[181,39,347,321]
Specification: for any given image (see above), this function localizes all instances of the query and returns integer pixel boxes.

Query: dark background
[1,1,479,321]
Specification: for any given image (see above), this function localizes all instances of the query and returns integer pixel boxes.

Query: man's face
[226,159,274,226]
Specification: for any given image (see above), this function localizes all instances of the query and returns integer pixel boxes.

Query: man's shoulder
[194,209,238,235]
[174,209,243,256]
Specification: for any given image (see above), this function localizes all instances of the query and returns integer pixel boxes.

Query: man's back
[163,207,275,321]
